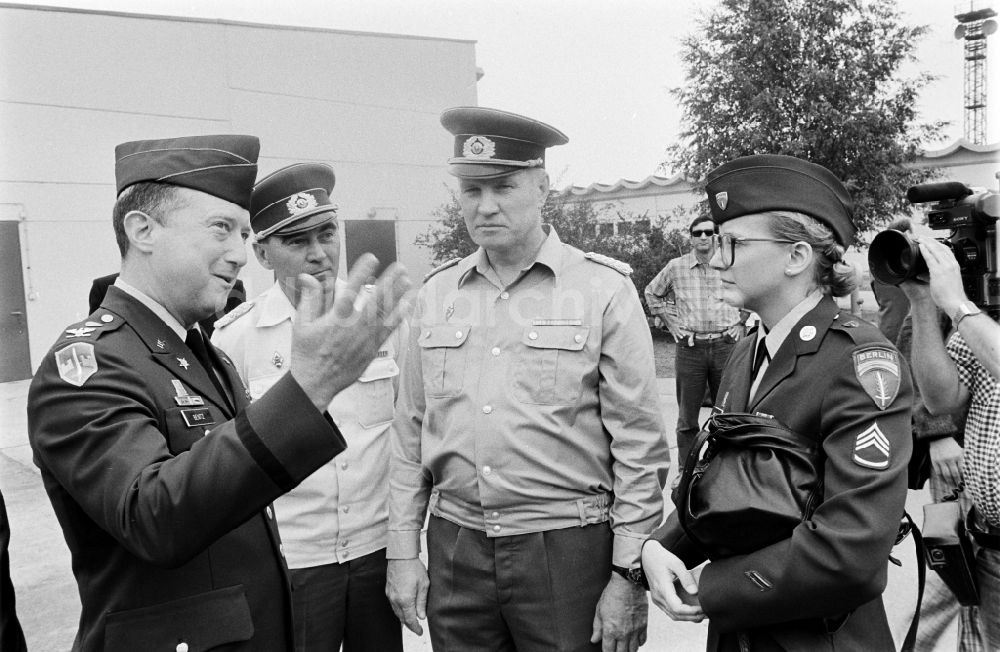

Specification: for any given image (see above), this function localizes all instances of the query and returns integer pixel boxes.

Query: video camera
[868,181,999,317]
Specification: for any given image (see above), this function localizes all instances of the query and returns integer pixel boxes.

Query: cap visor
[447,163,523,180]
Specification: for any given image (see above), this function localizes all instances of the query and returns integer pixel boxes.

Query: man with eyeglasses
[645,217,747,469]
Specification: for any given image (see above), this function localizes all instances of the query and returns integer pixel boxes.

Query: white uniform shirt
[212,281,404,567]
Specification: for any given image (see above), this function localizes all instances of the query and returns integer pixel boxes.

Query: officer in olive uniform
[386,107,669,651]
[641,155,914,651]
[27,135,410,652]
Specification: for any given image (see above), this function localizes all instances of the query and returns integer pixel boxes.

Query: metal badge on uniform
[853,347,901,410]
[799,325,816,341]
[65,326,96,338]
[271,352,284,369]
[171,379,204,406]
[177,357,190,370]
[180,408,216,428]
[715,191,728,211]
[463,135,496,159]
[156,339,166,349]
[445,303,455,321]
[532,318,583,326]
[55,342,98,387]
[853,422,890,469]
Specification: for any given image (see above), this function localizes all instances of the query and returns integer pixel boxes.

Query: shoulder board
[214,300,255,330]
[56,312,124,344]
[831,312,884,345]
[584,252,632,276]
[423,258,461,284]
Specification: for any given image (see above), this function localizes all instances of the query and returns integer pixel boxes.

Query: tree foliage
[664,0,945,238]
[414,187,690,310]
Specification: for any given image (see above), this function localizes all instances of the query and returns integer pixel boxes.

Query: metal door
[0,221,31,381]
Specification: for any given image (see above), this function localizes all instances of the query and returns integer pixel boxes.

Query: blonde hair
[765,210,857,297]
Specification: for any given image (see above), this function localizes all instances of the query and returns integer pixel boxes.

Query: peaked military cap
[441,106,568,179]
[251,162,338,240]
[705,154,856,246]
[115,134,260,210]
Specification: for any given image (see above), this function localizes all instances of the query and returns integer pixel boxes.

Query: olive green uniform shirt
[387,228,668,567]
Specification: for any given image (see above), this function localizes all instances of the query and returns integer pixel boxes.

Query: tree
[664,0,945,238]
[414,187,689,311]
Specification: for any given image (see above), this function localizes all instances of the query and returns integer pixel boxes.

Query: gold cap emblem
[462,136,496,160]
[286,192,318,216]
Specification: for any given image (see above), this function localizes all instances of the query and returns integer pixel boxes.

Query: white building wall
[0,5,477,371]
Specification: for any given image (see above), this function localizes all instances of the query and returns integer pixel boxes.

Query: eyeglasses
[690,229,715,238]
[713,233,797,269]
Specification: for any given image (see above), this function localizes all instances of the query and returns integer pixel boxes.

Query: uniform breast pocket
[418,324,471,398]
[163,405,227,454]
[512,326,591,405]
[355,358,400,428]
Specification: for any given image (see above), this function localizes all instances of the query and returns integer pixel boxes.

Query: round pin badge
[799,325,816,341]
[101,314,114,323]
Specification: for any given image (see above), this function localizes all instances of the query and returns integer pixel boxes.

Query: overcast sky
[5,0,997,186]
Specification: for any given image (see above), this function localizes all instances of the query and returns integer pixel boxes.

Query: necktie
[185,328,229,403]
[752,337,771,379]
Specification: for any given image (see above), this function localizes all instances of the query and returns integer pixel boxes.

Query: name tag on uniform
[180,408,216,428]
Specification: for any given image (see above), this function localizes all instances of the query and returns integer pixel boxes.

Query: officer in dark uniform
[27,134,411,652]
[641,155,913,651]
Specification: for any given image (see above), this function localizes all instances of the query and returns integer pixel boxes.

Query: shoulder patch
[423,258,461,284]
[584,252,632,276]
[214,301,255,330]
[852,345,901,410]
[55,342,98,386]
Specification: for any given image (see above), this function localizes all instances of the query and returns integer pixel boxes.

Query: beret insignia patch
[463,136,496,160]
[56,342,98,387]
[286,192,318,216]
[853,422,890,470]
[715,191,728,211]
[853,346,901,410]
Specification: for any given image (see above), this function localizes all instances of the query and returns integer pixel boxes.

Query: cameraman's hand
[912,235,969,315]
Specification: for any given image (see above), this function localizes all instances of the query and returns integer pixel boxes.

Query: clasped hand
[640,540,706,623]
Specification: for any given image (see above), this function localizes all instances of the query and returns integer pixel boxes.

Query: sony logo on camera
[869,181,999,315]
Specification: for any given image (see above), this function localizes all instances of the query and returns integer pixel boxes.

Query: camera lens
[868,229,928,286]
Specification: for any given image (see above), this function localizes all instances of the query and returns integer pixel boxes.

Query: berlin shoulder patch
[852,346,901,410]
[853,422,891,470]
[55,342,98,387]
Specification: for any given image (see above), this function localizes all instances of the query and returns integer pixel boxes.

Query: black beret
[251,163,337,240]
[115,134,260,210]
[705,154,856,246]
[441,106,568,179]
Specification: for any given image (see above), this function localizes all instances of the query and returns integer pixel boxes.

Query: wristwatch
[950,300,982,327]
[611,565,649,589]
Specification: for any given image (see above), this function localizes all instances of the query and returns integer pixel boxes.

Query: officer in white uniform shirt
[213,162,406,652]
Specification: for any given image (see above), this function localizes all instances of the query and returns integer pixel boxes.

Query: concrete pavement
[1,378,935,651]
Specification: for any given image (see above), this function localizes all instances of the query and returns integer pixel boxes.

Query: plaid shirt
[948,330,1000,527]
[644,251,740,333]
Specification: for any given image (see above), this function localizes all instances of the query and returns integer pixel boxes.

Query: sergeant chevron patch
[853,346,901,410]
[853,422,891,470]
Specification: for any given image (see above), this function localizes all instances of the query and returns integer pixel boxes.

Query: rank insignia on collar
[853,422,890,470]
[272,352,284,369]
[177,357,190,370]
[853,346,901,410]
[445,303,455,321]
[55,342,98,386]
[715,191,728,211]
[463,135,496,160]
[65,327,96,339]
[156,339,166,349]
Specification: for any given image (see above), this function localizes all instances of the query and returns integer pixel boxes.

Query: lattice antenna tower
[954,1,998,144]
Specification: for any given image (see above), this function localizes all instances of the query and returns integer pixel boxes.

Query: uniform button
[483,465,492,475]
[266,506,273,519]
[176,643,189,652]
[491,511,500,519]
[528,331,538,340]
[341,462,349,470]
[482,405,493,414]
[491,347,501,356]
[422,331,431,339]
[100,314,113,323]
[500,291,510,300]
[455,330,463,339]
[574,334,584,343]
[493,525,501,533]
[342,505,350,513]
[341,540,349,547]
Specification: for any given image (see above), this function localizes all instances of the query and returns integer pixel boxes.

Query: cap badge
[715,192,729,211]
[463,136,496,160]
[286,192,318,216]
[271,351,284,369]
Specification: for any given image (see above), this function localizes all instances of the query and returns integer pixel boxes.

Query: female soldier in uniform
[641,155,913,652]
